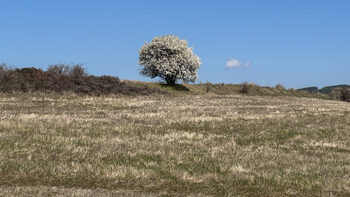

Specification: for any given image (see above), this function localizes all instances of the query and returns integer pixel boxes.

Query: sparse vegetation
[275,83,285,91]
[205,82,212,93]
[240,82,251,93]
[0,63,9,73]
[0,64,347,195]
[0,93,349,196]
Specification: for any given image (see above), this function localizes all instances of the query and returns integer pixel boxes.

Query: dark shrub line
[0,64,161,96]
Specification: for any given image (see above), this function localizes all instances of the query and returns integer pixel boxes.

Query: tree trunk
[165,75,176,85]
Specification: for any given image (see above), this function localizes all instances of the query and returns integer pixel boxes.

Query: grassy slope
[0,92,349,196]
[125,80,332,100]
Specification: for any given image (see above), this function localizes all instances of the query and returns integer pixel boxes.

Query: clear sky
[1,0,349,88]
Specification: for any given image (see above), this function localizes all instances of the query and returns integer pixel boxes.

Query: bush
[205,82,212,93]
[47,64,71,76]
[0,63,8,78]
[0,63,11,90]
[240,82,251,94]
[69,64,87,78]
[0,63,8,72]
[47,64,87,78]
[332,87,350,102]
[275,84,285,91]
[0,64,162,95]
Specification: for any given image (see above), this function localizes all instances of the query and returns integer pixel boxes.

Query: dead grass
[0,93,350,196]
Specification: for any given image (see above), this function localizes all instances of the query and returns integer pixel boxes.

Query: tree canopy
[138,35,201,85]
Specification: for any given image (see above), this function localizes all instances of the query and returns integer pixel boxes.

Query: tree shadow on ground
[159,84,190,92]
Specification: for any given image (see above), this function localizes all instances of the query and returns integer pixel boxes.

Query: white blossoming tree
[138,35,201,85]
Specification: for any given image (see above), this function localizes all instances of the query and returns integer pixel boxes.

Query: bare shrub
[240,82,251,94]
[0,64,161,95]
[0,63,11,91]
[275,84,285,91]
[47,64,87,78]
[69,64,87,78]
[206,82,212,93]
[0,63,9,79]
[332,87,350,102]
[0,63,9,72]
[47,64,71,76]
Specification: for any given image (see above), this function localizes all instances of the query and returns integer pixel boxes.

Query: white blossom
[138,35,201,84]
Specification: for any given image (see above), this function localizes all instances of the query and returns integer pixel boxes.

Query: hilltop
[0,64,338,101]
[298,84,350,94]
[125,80,332,99]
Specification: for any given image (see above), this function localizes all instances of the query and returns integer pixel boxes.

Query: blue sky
[0,0,349,88]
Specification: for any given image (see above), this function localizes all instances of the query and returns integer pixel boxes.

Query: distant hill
[298,86,319,93]
[298,85,350,94]
[319,85,350,94]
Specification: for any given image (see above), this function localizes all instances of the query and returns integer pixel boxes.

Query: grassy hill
[125,80,332,100]
[298,85,350,94]
[298,86,319,93]
[0,64,335,101]
[319,84,350,94]
[0,67,348,195]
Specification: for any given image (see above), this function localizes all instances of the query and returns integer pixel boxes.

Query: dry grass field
[0,93,350,196]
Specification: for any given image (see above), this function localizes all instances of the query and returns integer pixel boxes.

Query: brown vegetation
[1,93,349,196]
[240,82,252,93]
[332,87,350,102]
[0,64,161,96]
[275,83,285,91]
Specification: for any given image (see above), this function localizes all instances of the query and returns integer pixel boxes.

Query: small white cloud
[226,58,251,69]
[226,58,241,68]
